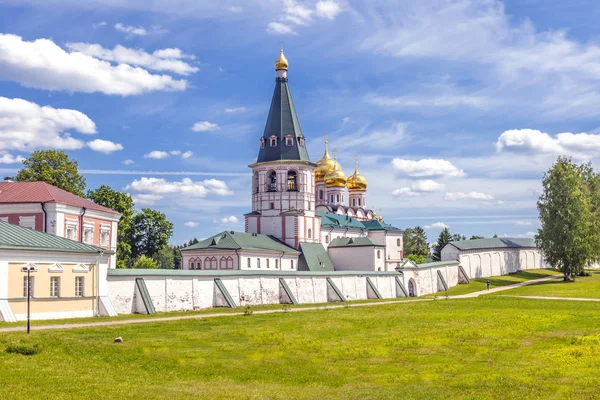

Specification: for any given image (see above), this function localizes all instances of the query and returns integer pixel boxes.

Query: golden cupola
[324,157,347,188]
[275,48,288,70]
[315,141,336,182]
[346,161,368,191]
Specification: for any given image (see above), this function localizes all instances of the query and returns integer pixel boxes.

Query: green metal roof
[360,219,402,232]
[328,237,384,248]
[108,269,400,277]
[317,211,402,232]
[448,237,536,251]
[182,231,300,254]
[0,220,113,254]
[298,242,335,271]
[255,77,311,164]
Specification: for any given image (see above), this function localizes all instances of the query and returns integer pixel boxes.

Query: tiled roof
[255,77,311,164]
[328,237,384,248]
[0,220,113,254]
[182,231,300,254]
[448,237,536,251]
[317,211,402,232]
[0,182,118,214]
[298,242,335,271]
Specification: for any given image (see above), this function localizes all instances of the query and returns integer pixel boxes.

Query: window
[287,171,297,191]
[285,135,294,146]
[19,216,35,229]
[308,228,312,239]
[358,198,362,206]
[352,198,356,206]
[325,235,329,244]
[50,277,60,297]
[290,260,294,269]
[66,221,77,240]
[247,258,251,268]
[100,226,110,246]
[336,194,340,203]
[268,171,277,192]
[377,250,381,259]
[253,172,259,194]
[260,137,265,149]
[23,276,34,298]
[330,195,334,203]
[75,277,84,297]
[299,136,305,147]
[204,257,217,270]
[190,262,195,270]
[397,239,401,246]
[83,224,94,244]
[275,259,279,269]
[269,136,278,147]
[319,190,323,200]
[267,259,270,268]
[257,258,261,268]
[270,202,275,210]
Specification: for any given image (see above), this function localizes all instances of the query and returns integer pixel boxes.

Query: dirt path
[0,274,573,333]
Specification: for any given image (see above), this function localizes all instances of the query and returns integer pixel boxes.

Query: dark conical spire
[255,51,311,164]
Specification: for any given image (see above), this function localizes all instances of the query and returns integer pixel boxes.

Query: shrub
[132,256,157,269]
[5,343,40,356]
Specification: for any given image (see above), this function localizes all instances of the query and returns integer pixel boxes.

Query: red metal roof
[0,182,119,214]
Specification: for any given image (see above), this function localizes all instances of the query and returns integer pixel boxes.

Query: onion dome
[378,216,383,221]
[275,49,288,70]
[315,141,336,182]
[324,157,347,187]
[346,161,368,191]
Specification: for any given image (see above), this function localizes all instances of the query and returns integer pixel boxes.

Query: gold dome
[275,49,288,70]
[346,161,368,191]
[324,158,346,188]
[315,142,336,182]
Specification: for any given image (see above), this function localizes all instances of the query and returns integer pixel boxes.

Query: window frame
[75,277,84,297]
[50,276,61,298]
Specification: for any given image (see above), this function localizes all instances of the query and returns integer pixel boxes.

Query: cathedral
[181,49,403,272]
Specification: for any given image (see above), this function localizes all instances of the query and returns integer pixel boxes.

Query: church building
[181,49,403,272]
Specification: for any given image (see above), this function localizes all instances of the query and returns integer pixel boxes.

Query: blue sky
[1,0,600,245]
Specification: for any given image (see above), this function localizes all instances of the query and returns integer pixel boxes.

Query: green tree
[132,255,157,269]
[153,246,175,269]
[172,247,182,269]
[87,185,135,268]
[469,235,485,240]
[432,227,452,261]
[536,157,600,281]
[406,254,427,264]
[403,226,429,257]
[129,208,174,259]
[16,150,86,196]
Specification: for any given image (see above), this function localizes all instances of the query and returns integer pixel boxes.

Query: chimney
[3,177,14,182]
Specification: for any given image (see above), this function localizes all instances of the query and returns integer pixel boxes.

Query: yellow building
[0,220,115,321]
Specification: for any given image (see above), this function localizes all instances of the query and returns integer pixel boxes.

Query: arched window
[287,171,297,191]
[268,171,277,192]
[408,279,416,297]
[352,198,356,206]
[325,235,329,244]
[397,238,401,246]
[220,256,233,269]
[285,135,294,146]
[257,258,261,268]
[270,202,275,210]
[358,198,362,206]
[319,190,323,200]
[220,256,228,269]
[336,194,340,203]
[205,257,217,270]
[330,195,334,203]
[270,135,278,147]
[377,250,381,259]
[247,258,251,268]
[253,172,259,194]
[299,136,305,147]
[190,262,195,270]
[260,138,265,149]
[307,228,312,239]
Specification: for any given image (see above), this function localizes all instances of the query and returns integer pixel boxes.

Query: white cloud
[114,23,148,36]
[132,193,163,206]
[169,150,182,156]
[366,93,491,110]
[392,158,466,178]
[92,21,107,29]
[87,139,123,154]
[191,121,220,132]
[181,151,193,159]
[125,177,233,200]
[331,122,407,151]
[444,192,494,201]
[144,151,169,159]
[424,222,449,229]
[411,180,444,192]
[66,43,198,76]
[0,153,25,164]
[184,221,199,227]
[225,107,247,113]
[220,216,239,224]
[0,96,96,151]
[515,220,533,226]
[0,34,187,95]
[496,129,600,159]
[392,187,420,198]
[315,0,342,19]
[122,159,135,165]
[267,22,297,35]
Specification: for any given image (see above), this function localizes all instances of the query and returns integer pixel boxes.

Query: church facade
[181,49,403,273]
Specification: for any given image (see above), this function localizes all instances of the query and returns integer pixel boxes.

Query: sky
[1,0,600,245]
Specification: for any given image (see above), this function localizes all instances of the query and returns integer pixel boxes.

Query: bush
[5,343,40,356]
[132,255,157,269]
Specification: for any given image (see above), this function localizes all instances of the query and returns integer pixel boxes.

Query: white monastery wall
[446,248,546,278]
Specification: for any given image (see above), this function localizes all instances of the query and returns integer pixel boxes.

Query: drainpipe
[79,207,87,242]
[40,202,47,233]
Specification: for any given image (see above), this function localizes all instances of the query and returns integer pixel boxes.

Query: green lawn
[496,269,600,299]
[424,268,561,297]
[1,297,599,399]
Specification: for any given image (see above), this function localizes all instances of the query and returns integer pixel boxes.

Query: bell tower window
[268,171,277,192]
[285,135,294,146]
[269,135,278,147]
[260,138,265,149]
[287,171,297,191]
[299,136,305,147]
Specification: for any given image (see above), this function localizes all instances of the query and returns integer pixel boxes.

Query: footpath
[0,274,588,333]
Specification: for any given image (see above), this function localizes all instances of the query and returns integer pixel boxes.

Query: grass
[496,269,600,299]
[1,297,599,399]
[424,268,561,297]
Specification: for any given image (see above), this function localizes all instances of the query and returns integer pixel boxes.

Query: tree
[470,235,485,240]
[451,234,466,242]
[87,185,135,268]
[432,228,452,261]
[153,246,175,269]
[129,208,174,259]
[406,254,427,264]
[403,226,429,257]
[536,157,600,281]
[132,255,157,269]
[16,150,86,196]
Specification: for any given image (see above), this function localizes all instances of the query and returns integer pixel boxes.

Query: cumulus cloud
[267,22,297,35]
[424,222,449,229]
[392,158,466,178]
[496,129,600,159]
[132,193,163,206]
[184,221,199,227]
[0,33,188,95]
[267,0,342,35]
[114,23,148,36]
[315,0,342,19]
[191,121,220,132]
[0,153,25,164]
[66,43,198,76]
[181,151,193,159]
[144,150,193,160]
[87,139,123,154]
[125,177,233,205]
[392,188,420,198]
[0,96,96,151]
[122,159,135,165]
[220,216,239,224]
[444,192,494,201]
[393,180,444,198]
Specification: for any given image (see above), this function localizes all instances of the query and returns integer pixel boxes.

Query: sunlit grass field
[1,296,599,399]
[496,269,600,299]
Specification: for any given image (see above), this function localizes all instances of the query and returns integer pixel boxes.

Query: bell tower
[245,48,320,248]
